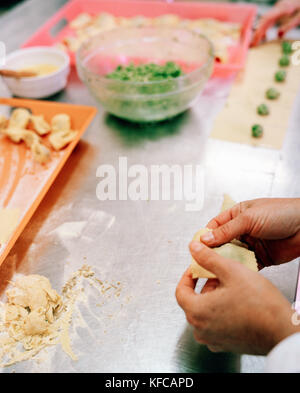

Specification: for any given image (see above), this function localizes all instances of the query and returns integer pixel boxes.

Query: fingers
[278,10,300,37]
[201,278,220,294]
[189,241,235,282]
[202,214,251,248]
[176,269,199,311]
[206,208,236,230]
[251,3,299,46]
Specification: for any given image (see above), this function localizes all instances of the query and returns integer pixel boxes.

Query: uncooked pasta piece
[31,142,51,164]
[30,115,51,135]
[4,128,50,164]
[21,130,41,148]
[153,14,180,26]
[49,130,77,151]
[9,108,31,129]
[3,127,25,143]
[190,228,258,279]
[93,13,117,30]
[70,12,92,29]
[51,113,71,133]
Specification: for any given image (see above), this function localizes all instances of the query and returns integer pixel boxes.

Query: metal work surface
[0,0,300,373]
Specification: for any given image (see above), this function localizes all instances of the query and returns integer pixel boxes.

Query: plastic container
[0,97,97,267]
[76,26,214,122]
[22,0,257,78]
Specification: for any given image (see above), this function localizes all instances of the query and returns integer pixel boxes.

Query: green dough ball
[279,55,290,67]
[282,41,292,55]
[275,70,286,82]
[266,87,280,100]
[252,124,263,138]
[257,103,269,116]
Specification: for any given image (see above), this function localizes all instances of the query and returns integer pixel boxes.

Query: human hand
[252,0,300,46]
[200,198,300,269]
[176,241,299,355]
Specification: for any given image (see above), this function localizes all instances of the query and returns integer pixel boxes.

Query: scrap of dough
[190,228,258,279]
[51,113,71,133]
[9,108,31,129]
[5,275,62,337]
[221,194,236,212]
[30,115,51,136]
[49,130,77,151]
[0,208,20,244]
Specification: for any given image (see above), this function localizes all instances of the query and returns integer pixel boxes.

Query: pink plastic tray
[22,0,257,78]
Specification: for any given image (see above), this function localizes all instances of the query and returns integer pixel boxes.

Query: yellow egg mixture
[20,63,59,76]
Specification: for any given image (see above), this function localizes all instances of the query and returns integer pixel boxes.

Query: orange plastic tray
[21,0,257,77]
[0,97,97,266]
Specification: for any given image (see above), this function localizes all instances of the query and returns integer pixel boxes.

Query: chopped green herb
[275,70,286,82]
[252,124,263,138]
[106,61,184,83]
[279,55,290,67]
[266,87,280,100]
[282,41,292,55]
[103,61,191,122]
[257,103,269,116]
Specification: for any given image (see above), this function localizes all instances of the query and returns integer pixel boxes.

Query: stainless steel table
[0,0,299,373]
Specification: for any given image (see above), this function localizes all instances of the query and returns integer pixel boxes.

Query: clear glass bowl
[76,27,214,123]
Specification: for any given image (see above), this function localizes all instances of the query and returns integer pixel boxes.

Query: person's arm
[266,332,300,372]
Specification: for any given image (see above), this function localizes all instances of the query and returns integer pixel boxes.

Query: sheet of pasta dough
[211,41,300,149]
[0,208,20,244]
[190,228,258,279]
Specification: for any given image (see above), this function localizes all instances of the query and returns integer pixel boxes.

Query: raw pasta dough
[211,42,300,149]
[190,227,258,279]
[29,115,51,135]
[49,113,77,150]
[9,108,31,129]
[3,128,50,164]
[5,275,62,336]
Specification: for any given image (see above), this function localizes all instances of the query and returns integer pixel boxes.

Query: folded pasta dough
[221,194,236,212]
[9,108,31,129]
[190,228,258,279]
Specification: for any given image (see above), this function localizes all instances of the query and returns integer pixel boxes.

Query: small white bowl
[1,46,70,99]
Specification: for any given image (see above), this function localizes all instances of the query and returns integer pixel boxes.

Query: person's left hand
[176,241,300,355]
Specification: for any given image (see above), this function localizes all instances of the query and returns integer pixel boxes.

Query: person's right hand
[200,198,300,269]
[251,0,300,46]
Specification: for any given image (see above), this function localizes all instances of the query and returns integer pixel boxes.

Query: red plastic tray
[22,0,257,78]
